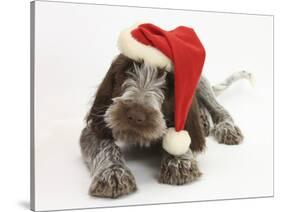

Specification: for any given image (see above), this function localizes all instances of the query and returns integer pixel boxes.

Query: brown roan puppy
[79,53,244,198]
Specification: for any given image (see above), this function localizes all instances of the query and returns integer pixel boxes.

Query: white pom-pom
[162,128,191,156]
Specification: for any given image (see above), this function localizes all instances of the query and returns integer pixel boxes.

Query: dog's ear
[185,96,206,152]
[162,72,175,127]
[86,54,133,139]
[163,72,206,152]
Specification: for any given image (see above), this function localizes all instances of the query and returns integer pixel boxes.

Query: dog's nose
[127,108,146,124]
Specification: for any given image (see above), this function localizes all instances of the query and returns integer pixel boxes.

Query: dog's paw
[159,155,201,185]
[212,121,244,145]
[89,165,137,198]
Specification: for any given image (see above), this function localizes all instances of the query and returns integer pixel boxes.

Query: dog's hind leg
[80,127,137,198]
[196,76,243,145]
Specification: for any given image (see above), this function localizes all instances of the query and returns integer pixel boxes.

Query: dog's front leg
[197,76,244,145]
[80,127,137,198]
[158,149,201,185]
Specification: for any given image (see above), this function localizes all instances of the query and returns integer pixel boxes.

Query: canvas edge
[34,0,274,17]
[29,1,275,211]
[30,1,36,211]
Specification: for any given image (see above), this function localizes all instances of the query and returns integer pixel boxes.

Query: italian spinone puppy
[80,23,252,198]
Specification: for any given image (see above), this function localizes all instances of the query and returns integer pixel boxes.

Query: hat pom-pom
[162,128,191,156]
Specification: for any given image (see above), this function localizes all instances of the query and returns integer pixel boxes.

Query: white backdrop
[1,0,281,212]
[32,1,274,211]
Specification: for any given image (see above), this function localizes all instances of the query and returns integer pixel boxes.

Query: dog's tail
[212,71,255,96]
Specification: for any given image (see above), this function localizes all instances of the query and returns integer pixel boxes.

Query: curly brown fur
[81,53,247,198]
[89,164,137,198]
[81,55,206,197]
[159,149,201,185]
[212,121,243,145]
[196,76,244,145]
[80,127,137,198]
[198,101,211,137]
[86,54,134,140]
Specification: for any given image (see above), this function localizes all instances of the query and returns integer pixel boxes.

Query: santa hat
[117,23,206,156]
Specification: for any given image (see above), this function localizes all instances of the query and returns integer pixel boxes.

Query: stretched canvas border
[30,0,275,211]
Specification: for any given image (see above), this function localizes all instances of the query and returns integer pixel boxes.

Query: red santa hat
[117,23,206,156]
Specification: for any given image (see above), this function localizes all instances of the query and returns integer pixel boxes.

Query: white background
[0,0,280,212]
[33,1,273,211]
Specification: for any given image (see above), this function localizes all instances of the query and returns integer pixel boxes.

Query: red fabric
[131,23,206,132]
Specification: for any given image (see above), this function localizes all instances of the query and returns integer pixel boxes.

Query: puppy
[80,54,244,198]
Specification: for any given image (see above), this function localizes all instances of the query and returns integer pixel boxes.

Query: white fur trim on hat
[117,24,172,71]
[162,128,191,156]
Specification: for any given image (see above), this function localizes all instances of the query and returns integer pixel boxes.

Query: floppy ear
[163,72,206,152]
[86,54,133,140]
[185,96,206,152]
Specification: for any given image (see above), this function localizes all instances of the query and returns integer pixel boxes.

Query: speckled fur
[197,76,244,145]
[80,127,137,198]
[198,102,211,137]
[159,149,201,185]
[80,54,245,198]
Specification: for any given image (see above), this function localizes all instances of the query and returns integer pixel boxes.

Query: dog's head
[104,62,168,146]
[87,54,175,146]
